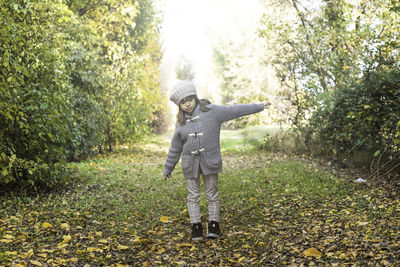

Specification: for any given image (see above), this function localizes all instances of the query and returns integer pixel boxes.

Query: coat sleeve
[163,127,184,176]
[214,103,265,123]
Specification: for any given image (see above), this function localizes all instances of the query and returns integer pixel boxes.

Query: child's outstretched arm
[163,129,183,180]
[214,102,271,123]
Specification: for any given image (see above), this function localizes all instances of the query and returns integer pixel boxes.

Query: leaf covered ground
[1,132,399,266]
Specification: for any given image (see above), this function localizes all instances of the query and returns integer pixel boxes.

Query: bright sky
[158,0,263,100]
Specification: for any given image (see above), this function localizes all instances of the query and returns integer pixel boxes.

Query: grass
[0,128,399,266]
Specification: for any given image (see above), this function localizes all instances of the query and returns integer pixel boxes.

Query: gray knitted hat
[170,80,197,106]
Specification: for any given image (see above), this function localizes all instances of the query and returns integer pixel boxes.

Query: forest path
[0,130,399,266]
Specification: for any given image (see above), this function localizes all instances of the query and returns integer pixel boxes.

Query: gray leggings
[186,173,220,224]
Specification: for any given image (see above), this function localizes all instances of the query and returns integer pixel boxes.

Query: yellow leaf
[13,264,25,267]
[26,249,34,257]
[226,257,236,263]
[4,251,18,256]
[0,239,13,243]
[57,243,68,249]
[41,222,53,228]
[179,243,193,247]
[190,245,196,252]
[304,247,323,258]
[238,257,245,262]
[38,253,47,259]
[160,216,170,223]
[30,260,42,266]
[98,238,108,244]
[133,236,146,243]
[60,223,70,231]
[87,247,102,253]
[4,234,15,239]
[41,249,55,253]
[62,234,72,243]
[54,258,67,264]
[117,244,129,250]
[68,258,78,263]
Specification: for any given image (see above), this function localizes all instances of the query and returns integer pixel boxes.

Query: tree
[259,0,400,174]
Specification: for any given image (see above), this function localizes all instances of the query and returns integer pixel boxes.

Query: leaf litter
[0,138,399,266]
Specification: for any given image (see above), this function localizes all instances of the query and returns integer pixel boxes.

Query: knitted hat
[170,80,197,105]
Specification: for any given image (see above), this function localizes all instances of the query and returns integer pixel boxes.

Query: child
[163,80,270,241]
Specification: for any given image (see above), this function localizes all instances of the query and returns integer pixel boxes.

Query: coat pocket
[181,154,194,174]
[203,150,222,171]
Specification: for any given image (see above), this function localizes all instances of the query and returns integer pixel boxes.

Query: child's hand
[264,102,271,109]
[164,174,171,180]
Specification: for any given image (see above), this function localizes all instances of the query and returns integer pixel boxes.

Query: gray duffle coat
[163,103,264,179]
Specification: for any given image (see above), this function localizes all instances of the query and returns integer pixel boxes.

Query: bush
[317,70,400,166]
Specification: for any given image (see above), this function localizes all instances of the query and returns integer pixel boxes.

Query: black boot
[191,223,204,241]
[207,221,220,238]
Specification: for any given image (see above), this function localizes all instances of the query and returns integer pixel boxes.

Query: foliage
[318,70,400,155]
[1,133,398,265]
[212,20,283,129]
[175,56,195,81]
[0,0,164,189]
[259,0,400,173]
[68,0,164,151]
[0,0,84,188]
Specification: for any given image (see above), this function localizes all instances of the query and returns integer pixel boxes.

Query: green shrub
[318,70,400,164]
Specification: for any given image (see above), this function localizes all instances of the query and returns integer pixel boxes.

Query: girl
[163,80,270,241]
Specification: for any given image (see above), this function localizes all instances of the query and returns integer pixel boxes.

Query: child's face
[180,96,196,114]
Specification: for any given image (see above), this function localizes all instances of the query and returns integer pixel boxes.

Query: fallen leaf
[68,258,78,263]
[41,222,53,228]
[30,260,42,266]
[160,216,170,223]
[61,234,72,243]
[4,234,15,239]
[304,248,323,258]
[87,247,103,253]
[117,244,129,250]
[57,243,68,249]
[98,238,108,244]
[0,239,13,243]
[4,251,18,256]
[61,223,70,231]
[179,243,193,247]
